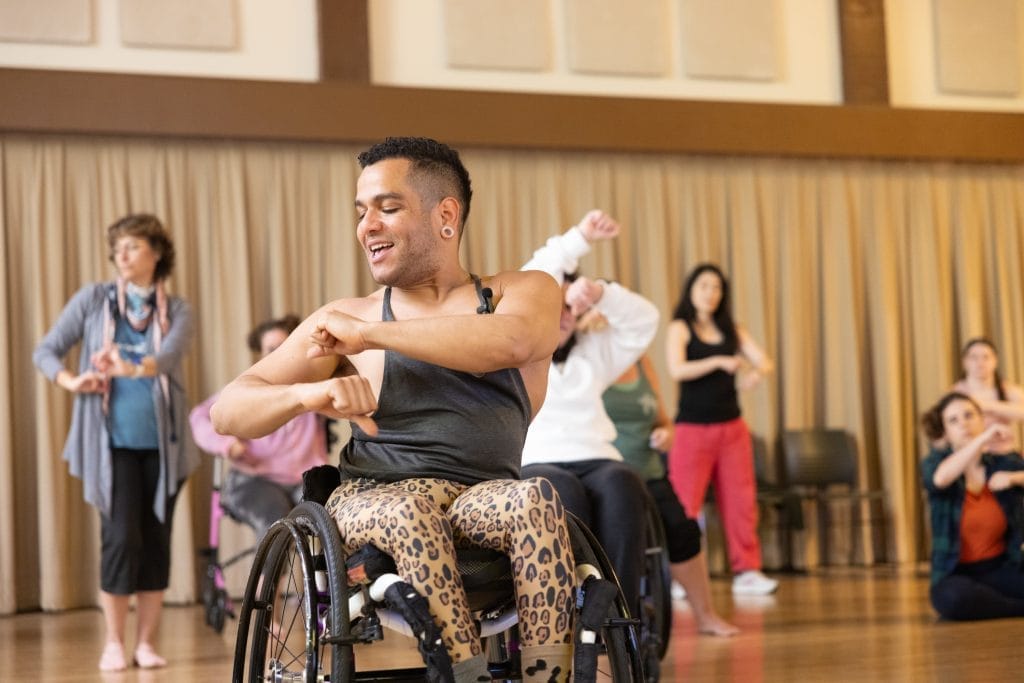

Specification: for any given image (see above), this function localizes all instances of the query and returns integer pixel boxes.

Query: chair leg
[816,494,829,567]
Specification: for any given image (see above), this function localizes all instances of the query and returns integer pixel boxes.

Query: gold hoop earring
[441,226,456,239]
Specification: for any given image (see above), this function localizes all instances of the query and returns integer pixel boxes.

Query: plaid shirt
[921,447,1024,585]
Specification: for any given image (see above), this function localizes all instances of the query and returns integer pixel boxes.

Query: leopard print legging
[325,476,575,663]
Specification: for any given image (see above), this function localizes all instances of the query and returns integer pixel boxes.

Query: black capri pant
[101,448,179,594]
[644,476,702,564]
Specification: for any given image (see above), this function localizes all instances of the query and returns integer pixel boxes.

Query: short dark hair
[247,314,301,353]
[107,213,176,281]
[357,137,473,229]
[921,391,980,442]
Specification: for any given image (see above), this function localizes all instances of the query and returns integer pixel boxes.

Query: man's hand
[565,276,605,317]
[298,375,379,436]
[577,209,621,243]
[308,310,369,359]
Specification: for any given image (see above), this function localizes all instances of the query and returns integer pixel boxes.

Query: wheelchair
[198,458,257,633]
[637,493,672,682]
[231,499,645,681]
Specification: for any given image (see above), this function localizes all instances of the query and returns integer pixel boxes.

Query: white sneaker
[670,581,687,601]
[731,570,778,596]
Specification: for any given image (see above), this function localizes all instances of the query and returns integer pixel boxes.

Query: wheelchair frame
[231,501,645,682]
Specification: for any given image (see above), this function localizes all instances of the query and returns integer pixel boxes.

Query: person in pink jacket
[190,315,329,539]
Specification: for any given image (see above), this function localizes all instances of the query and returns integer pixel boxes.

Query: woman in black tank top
[663,264,779,596]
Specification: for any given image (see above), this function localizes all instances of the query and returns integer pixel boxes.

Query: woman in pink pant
[664,263,777,596]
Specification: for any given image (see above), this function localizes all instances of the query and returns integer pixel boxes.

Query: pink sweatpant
[668,418,762,573]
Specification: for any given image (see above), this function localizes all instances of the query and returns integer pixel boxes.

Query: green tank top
[602,362,666,481]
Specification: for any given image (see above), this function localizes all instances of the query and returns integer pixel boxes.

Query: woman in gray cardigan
[33,214,196,672]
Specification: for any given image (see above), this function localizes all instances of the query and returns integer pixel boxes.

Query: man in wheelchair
[212,138,579,682]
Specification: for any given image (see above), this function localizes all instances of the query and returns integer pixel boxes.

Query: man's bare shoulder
[313,288,386,322]
[486,268,559,294]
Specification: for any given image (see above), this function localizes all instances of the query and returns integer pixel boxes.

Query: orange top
[959,486,1007,564]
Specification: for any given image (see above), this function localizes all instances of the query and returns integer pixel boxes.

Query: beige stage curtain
[3,133,1024,612]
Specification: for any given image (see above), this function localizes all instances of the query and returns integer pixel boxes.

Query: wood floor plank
[3,567,1022,681]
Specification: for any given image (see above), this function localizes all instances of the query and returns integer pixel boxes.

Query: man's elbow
[209,399,235,436]
[493,330,556,369]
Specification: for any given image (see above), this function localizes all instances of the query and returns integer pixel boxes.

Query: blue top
[920,447,1024,585]
[32,282,197,522]
[109,318,159,449]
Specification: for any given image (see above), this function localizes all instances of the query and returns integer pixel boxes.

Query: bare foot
[133,643,167,669]
[99,641,128,672]
[696,613,740,637]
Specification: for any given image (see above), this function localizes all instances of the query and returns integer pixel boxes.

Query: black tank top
[339,277,532,484]
[675,321,741,424]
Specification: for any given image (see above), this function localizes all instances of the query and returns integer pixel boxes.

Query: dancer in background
[33,214,196,671]
[604,352,739,635]
[921,391,1024,620]
[665,263,777,596]
[952,337,1024,454]
[190,314,329,541]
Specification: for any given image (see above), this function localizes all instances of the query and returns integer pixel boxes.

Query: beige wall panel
[443,0,550,71]
[565,0,669,76]
[0,0,92,44]
[933,0,1020,96]
[681,0,780,81]
[120,0,237,50]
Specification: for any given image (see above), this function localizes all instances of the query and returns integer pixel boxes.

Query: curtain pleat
[4,132,1024,611]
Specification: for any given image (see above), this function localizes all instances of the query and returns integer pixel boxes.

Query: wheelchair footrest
[382,581,455,683]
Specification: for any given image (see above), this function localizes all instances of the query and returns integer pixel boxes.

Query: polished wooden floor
[4,567,1023,682]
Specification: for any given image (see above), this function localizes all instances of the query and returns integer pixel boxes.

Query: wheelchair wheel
[233,501,353,682]
[567,514,645,682]
[639,498,672,681]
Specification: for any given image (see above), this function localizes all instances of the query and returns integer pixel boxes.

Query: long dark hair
[553,271,579,364]
[960,337,1007,401]
[672,263,737,346]
[921,391,981,442]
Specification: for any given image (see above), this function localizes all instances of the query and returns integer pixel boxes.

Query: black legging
[521,459,648,617]
[930,556,1024,620]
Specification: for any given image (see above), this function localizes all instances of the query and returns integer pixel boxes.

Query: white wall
[369,0,844,105]
[0,0,319,82]
[886,0,1024,112]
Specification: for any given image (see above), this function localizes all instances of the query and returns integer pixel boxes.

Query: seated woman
[190,315,329,540]
[519,210,662,620]
[920,391,1024,621]
[604,353,738,636]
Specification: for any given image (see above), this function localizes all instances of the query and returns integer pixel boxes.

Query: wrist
[132,363,144,378]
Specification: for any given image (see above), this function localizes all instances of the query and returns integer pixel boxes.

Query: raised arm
[977,383,1024,422]
[579,279,660,387]
[931,423,1012,489]
[663,320,739,382]
[212,307,377,440]
[310,270,563,377]
[521,209,620,282]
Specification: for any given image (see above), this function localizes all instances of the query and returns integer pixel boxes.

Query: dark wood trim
[317,0,370,82]
[838,0,890,105]
[2,68,1023,162]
